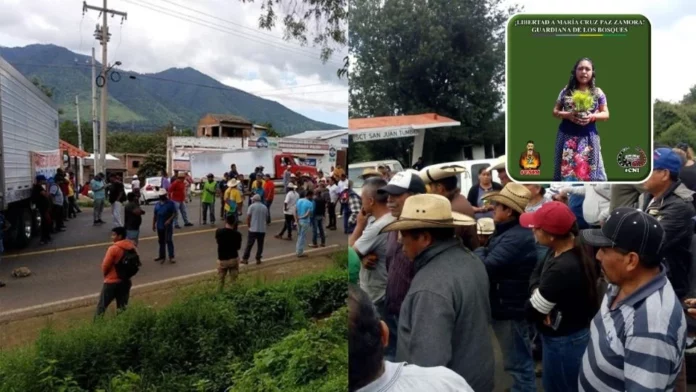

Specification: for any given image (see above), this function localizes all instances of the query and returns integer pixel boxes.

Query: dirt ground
[0,255,336,351]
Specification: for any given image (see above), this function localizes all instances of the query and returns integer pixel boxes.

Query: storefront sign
[351,127,420,142]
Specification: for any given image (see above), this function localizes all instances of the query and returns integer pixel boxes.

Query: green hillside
[0,44,342,134]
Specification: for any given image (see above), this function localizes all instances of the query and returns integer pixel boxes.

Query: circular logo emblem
[329,147,337,157]
[616,147,647,168]
[256,136,269,148]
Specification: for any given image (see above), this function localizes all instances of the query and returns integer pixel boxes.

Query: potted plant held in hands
[570,90,594,122]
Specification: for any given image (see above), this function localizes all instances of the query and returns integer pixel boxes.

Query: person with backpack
[95,226,140,318]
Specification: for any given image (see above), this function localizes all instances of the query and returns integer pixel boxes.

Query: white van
[419,158,502,196]
[348,160,404,193]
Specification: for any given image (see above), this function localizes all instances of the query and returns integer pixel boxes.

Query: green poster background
[506,14,651,182]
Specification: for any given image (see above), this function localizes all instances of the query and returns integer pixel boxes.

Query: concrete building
[196,114,253,138]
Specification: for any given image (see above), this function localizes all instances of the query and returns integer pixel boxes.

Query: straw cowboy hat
[477,217,495,235]
[419,161,469,184]
[360,168,382,180]
[227,179,240,188]
[380,193,475,233]
[481,182,531,214]
[487,155,506,172]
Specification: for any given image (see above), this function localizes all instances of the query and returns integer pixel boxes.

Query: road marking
[0,245,340,319]
[4,219,288,259]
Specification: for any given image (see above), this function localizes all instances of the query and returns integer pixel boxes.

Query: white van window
[471,163,490,181]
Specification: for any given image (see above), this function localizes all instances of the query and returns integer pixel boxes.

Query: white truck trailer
[0,56,61,248]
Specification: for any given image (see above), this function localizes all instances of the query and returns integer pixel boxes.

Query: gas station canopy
[348,112,461,164]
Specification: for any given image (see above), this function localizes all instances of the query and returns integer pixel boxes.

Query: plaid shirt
[347,192,362,225]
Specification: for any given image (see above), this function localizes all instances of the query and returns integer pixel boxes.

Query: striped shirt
[579,268,686,392]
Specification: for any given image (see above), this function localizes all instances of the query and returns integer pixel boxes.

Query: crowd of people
[349,144,696,392]
[92,162,363,315]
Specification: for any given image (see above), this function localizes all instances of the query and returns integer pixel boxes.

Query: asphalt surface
[0,197,348,312]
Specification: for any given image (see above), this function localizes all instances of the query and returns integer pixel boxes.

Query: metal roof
[285,129,349,140]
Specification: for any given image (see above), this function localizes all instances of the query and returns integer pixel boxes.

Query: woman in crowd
[520,201,600,391]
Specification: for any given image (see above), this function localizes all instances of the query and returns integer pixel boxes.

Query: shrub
[227,307,348,392]
[0,265,347,392]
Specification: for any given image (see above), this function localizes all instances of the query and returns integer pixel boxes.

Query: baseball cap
[654,148,682,176]
[378,171,426,196]
[581,207,664,258]
[520,201,576,235]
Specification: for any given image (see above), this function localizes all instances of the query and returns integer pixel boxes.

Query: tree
[241,0,348,77]
[682,86,696,106]
[59,120,94,152]
[32,77,64,115]
[255,122,282,137]
[348,0,515,162]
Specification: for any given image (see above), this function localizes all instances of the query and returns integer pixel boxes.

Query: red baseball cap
[519,201,576,235]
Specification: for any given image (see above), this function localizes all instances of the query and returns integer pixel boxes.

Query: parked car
[141,177,162,204]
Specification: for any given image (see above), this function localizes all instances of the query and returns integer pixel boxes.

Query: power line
[7,61,346,97]
[121,0,343,67]
[152,0,302,45]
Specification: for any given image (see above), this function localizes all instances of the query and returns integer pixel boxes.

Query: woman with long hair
[552,58,610,181]
[520,201,600,392]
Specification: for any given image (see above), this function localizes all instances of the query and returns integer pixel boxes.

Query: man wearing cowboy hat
[380,193,494,392]
[276,182,299,240]
[223,177,244,223]
[474,182,538,390]
[487,155,511,186]
[419,163,479,250]
[359,168,381,181]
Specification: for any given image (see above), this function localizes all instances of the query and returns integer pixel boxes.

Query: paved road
[0,198,347,312]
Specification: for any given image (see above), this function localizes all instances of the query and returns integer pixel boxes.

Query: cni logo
[616,147,647,173]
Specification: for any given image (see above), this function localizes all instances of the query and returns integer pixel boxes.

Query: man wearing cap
[169,172,193,229]
[377,171,426,361]
[201,174,217,225]
[580,208,687,392]
[641,147,695,301]
[242,194,268,264]
[420,164,479,250]
[474,183,539,390]
[381,193,495,392]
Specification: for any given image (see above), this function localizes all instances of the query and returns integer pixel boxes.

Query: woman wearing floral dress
[552,58,610,181]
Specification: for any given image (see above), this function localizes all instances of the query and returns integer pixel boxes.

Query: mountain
[0,44,342,134]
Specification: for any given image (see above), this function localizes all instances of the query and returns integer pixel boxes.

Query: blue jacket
[474,219,538,320]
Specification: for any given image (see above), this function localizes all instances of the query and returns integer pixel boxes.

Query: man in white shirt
[328,177,340,230]
[275,183,299,240]
[349,285,473,392]
[338,173,350,193]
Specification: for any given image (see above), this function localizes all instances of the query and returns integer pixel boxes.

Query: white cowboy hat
[477,217,495,235]
[360,168,382,180]
[132,174,138,179]
[227,179,239,187]
[157,189,168,196]
[481,182,531,214]
[487,155,506,172]
[287,183,297,189]
[380,194,475,233]
[419,162,469,184]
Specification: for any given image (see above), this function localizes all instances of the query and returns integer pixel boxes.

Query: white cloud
[507,0,696,102]
[0,0,348,126]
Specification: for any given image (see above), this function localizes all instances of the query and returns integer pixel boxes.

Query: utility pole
[91,47,99,174]
[75,96,84,185]
[84,0,127,176]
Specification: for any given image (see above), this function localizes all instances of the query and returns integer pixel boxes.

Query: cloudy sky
[0,0,348,127]
[509,0,696,103]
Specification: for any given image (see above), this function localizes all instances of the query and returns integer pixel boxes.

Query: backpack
[115,248,141,280]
